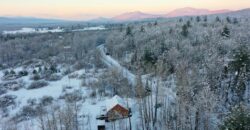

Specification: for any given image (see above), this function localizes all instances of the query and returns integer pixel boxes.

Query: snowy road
[97,45,137,87]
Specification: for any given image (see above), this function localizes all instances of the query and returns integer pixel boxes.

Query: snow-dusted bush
[45,74,62,81]
[60,90,83,102]
[27,98,37,106]
[10,70,16,75]
[62,85,73,92]
[27,81,48,89]
[73,61,86,70]
[18,70,28,76]
[68,73,79,79]
[62,67,73,75]
[31,74,41,81]
[1,80,25,91]
[0,95,17,108]
[0,87,7,96]
[90,90,97,98]
[21,105,37,118]
[2,73,21,81]
[39,96,54,106]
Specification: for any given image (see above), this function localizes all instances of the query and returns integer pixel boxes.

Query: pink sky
[0,0,249,20]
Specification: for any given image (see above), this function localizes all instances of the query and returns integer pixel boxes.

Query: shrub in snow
[27,81,48,89]
[1,107,9,117]
[68,73,79,79]
[50,65,58,73]
[62,68,72,75]
[2,75,18,81]
[62,85,73,92]
[45,74,62,81]
[4,70,9,76]
[0,64,3,70]
[32,69,38,74]
[31,74,41,81]
[73,61,86,70]
[10,70,16,75]
[27,98,37,106]
[0,95,17,108]
[90,90,97,98]
[0,86,7,96]
[9,82,23,91]
[18,70,28,76]
[1,81,24,91]
[61,91,83,102]
[20,105,37,119]
[39,96,53,106]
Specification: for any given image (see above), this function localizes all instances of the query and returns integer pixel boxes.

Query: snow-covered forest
[0,10,250,130]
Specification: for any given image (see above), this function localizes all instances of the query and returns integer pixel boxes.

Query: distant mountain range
[165,7,231,17]
[112,11,160,21]
[1,7,250,24]
[90,7,233,22]
[0,17,67,25]
[110,7,232,21]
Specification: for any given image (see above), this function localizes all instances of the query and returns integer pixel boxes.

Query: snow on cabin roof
[97,120,105,126]
[106,95,127,111]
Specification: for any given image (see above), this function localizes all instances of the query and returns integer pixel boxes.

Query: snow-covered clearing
[0,66,141,130]
[72,26,106,32]
[2,27,64,35]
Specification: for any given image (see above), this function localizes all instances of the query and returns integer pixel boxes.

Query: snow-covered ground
[2,26,106,35]
[0,66,141,130]
[2,27,64,35]
[0,45,176,130]
[72,26,106,32]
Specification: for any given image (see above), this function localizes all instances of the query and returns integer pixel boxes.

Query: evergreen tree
[10,70,16,75]
[50,65,57,73]
[233,18,239,24]
[221,104,250,130]
[126,26,132,36]
[203,16,208,22]
[169,28,173,34]
[143,49,157,65]
[4,70,9,76]
[140,26,145,32]
[179,18,183,22]
[33,69,37,74]
[226,17,232,23]
[196,16,201,22]
[181,24,189,37]
[221,26,230,37]
[154,21,158,26]
[216,16,221,22]
[186,20,191,27]
[230,45,250,73]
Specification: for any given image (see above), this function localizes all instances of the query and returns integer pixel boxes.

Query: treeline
[105,15,250,129]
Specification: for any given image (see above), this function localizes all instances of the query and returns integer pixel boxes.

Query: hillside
[0,8,250,130]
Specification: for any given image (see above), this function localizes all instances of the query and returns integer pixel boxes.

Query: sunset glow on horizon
[0,0,249,20]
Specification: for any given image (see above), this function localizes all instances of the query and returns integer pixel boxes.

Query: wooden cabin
[106,95,130,121]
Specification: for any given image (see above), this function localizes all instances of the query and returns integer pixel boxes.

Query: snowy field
[2,25,106,35]
[0,65,141,130]
[72,26,106,32]
[2,27,64,35]
[0,45,177,130]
